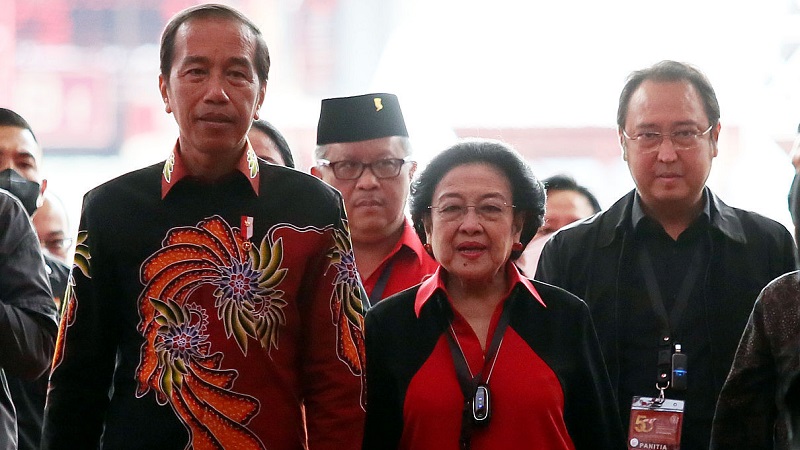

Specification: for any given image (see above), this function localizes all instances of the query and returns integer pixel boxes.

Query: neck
[446,270,508,318]
[352,224,405,280]
[180,143,244,183]
[643,197,704,240]
[446,270,508,350]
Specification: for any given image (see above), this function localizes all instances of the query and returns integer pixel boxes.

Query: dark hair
[617,60,720,129]
[410,139,545,260]
[0,108,37,142]
[251,119,295,168]
[160,4,270,87]
[542,174,601,213]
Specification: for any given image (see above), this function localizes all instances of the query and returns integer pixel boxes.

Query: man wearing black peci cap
[313,93,438,304]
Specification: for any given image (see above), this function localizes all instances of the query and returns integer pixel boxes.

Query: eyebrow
[633,120,704,130]
[15,151,39,164]
[180,56,253,69]
[436,192,508,202]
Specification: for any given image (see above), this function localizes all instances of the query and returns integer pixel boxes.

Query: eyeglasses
[316,158,408,180]
[41,237,73,254]
[429,201,515,222]
[621,124,714,153]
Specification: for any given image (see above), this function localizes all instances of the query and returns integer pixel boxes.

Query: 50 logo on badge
[633,414,658,433]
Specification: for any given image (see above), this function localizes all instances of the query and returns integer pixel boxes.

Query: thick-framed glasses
[316,158,408,180]
[429,201,515,222]
[622,124,714,153]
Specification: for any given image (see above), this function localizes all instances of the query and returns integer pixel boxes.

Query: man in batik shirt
[41,5,367,450]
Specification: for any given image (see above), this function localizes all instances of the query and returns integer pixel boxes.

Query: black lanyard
[445,296,513,450]
[368,260,394,304]
[638,246,702,390]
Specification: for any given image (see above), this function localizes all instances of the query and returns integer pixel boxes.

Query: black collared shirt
[619,192,716,448]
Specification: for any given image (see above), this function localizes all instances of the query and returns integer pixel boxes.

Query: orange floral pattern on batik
[134,215,291,450]
[52,229,89,370]
[326,222,367,406]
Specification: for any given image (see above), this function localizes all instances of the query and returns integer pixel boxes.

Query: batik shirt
[42,143,367,450]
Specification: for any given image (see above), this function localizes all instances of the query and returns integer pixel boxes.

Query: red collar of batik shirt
[413,261,545,318]
[161,139,261,199]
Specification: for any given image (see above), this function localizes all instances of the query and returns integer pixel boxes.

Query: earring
[512,242,523,252]
[424,243,433,255]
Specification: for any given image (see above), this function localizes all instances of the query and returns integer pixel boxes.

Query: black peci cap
[316,93,408,145]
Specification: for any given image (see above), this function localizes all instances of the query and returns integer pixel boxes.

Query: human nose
[204,73,230,103]
[458,206,483,230]
[354,164,380,188]
[654,138,679,162]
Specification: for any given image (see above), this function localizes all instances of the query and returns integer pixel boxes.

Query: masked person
[0,188,59,450]
[0,108,69,450]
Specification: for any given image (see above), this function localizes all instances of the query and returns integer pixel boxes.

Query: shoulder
[713,193,792,240]
[757,270,800,309]
[529,279,590,314]
[0,189,29,225]
[261,163,342,200]
[84,162,163,205]
[366,286,419,325]
[0,190,37,246]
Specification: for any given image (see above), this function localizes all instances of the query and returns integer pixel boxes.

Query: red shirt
[361,220,438,302]
[403,265,575,450]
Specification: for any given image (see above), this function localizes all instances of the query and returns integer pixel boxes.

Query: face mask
[0,168,40,216]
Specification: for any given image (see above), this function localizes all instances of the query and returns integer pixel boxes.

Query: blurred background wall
[3,0,800,237]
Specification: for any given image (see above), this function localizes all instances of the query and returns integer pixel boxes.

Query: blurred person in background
[313,93,438,304]
[516,174,601,275]
[33,191,73,267]
[362,139,624,450]
[0,107,68,450]
[536,60,796,449]
[0,189,59,450]
[249,118,295,168]
[41,5,367,450]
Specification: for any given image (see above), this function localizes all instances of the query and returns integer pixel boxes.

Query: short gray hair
[314,136,412,161]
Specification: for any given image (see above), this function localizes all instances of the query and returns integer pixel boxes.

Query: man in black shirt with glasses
[536,60,796,450]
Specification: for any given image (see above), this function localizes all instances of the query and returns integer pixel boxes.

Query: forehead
[0,125,41,160]
[172,16,256,66]
[324,136,405,160]
[434,162,511,198]
[625,79,708,128]
[34,199,68,230]
[546,190,593,213]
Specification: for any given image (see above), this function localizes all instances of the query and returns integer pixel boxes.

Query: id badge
[627,396,684,450]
